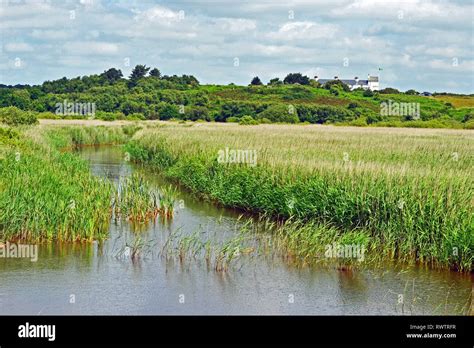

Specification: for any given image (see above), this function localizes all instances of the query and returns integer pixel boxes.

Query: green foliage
[156,102,180,120]
[363,89,374,97]
[250,76,263,85]
[297,104,355,124]
[127,113,146,121]
[95,111,125,121]
[226,117,239,123]
[0,67,470,128]
[100,68,123,84]
[268,78,282,86]
[149,68,161,78]
[37,111,59,119]
[379,87,400,94]
[216,101,266,121]
[128,64,151,87]
[324,80,351,92]
[239,115,259,125]
[256,104,299,123]
[283,73,310,85]
[281,86,314,100]
[185,106,211,121]
[0,106,38,125]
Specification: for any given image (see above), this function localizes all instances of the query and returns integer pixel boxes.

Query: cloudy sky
[0,0,473,93]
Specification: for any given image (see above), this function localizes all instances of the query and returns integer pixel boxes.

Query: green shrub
[256,104,299,123]
[95,111,125,121]
[155,102,180,120]
[0,106,38,125]
[324,80,351,92]
[216,101,266,121]
[185,106,211,121]
[37,111,59,119]
[126,113,146,120]
[282,86,314,100]
[464,119,474,129]
[239,115,259,125]
[297,104,355,124]
[363,89,374,97]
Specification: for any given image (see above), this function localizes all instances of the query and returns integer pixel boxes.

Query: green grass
[124,123,474,271]
[0,125,151,242]
[113,173,176,222]
[0,139,112,242]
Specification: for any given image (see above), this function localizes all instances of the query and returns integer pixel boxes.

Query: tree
[149,68,161,78]
[405,89,418,95]
[185,106,210,121]
[128,64,150,87]
[363,89,374,97]
[324,80,350,92]
[100,68,123,84]
[250,76,263,85]
[379,87,399,94]
[268,78,282,86]
[283,73,310,85]
[309,79,321,88]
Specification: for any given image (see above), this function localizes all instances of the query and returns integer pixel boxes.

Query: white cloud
[267,21,338,41]
[4,42,34,52]
[30,29,75,40]
[63,42,119,55]
[0,0,472,93]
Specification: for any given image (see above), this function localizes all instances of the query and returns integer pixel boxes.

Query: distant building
[420,92,432,96]
[315,75,379,91]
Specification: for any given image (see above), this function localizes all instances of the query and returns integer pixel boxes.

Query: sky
[0,0,473,93]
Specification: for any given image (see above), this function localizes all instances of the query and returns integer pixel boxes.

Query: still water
[0,146,471,315]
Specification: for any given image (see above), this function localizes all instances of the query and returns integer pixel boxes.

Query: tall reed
[124,123,474,271]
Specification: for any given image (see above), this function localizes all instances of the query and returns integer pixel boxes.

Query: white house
[315,75,379,91]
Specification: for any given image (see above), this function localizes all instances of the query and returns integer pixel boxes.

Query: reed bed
[0,124,151,242]
[0,142,113,242]
[113,174,176,222]
[125,123,474,271]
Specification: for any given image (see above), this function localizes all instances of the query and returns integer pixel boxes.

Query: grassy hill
[1,68,473,128]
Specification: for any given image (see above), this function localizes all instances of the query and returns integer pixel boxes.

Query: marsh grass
[125,124,474,271]
[113,174,176,223]
[0,144,112,242]
[0,125,159,243]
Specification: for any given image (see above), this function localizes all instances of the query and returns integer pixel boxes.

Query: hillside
[1,67,473,129]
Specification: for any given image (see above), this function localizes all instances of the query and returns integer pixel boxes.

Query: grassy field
[434,95,474,108]
[125,123,474,271]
